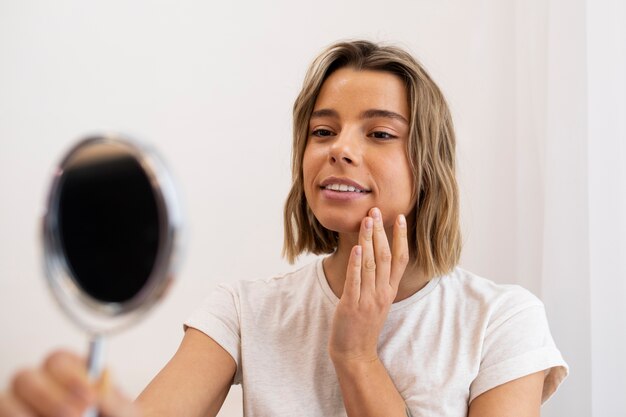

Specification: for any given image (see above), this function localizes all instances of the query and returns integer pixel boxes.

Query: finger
[44,350,95,407]
[98,371,140,417]
[12,368,84,417]
[100,391,140,417]
[341,245,362,303]
[390,214,410,289]
[369,207,392,289]
[358,216,376,295]
[0,392,35,417]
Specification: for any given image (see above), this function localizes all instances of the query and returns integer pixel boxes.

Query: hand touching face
[328,207,410,363]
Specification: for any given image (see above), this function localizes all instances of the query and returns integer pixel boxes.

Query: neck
[322,230,431,302]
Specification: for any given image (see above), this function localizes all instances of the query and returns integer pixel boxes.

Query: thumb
[96,370,140,417]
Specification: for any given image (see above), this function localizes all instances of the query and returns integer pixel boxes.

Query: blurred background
[1,0,624,416]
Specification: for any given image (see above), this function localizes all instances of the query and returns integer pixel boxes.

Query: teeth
[325,184,363,192]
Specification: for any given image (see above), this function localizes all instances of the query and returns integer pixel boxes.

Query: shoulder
[214,259,322,308]
[443,267,540,303]
[184,259,323,338]
[445,269,569,404]
[436,267,545,327]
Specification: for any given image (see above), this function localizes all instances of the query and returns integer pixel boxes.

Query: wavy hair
[283,40,461,278]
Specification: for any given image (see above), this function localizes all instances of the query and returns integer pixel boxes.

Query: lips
[319,177,371,193]
[317,177,371,201]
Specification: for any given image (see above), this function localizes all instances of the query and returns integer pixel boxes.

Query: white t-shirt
[185,259,568,416]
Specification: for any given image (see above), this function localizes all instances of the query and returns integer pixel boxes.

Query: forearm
[136,328,235,417]
[333,357,408,417]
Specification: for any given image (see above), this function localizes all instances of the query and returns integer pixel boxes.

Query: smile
[319,177,371,194]
[323,184,368,193]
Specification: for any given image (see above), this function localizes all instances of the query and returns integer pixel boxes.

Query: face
[303,67,415,234]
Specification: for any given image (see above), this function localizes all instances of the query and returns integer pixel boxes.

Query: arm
[332,357,408,417]
[468,372,544,417]
[0,328,235,417]
[329,208,409,417]
[136,327,236,417]
[333,360,545,417]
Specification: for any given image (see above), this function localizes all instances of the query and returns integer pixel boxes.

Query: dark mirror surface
[57,145,160,303]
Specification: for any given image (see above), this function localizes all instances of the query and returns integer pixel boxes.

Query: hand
[329,207,409,365]
[0,350,139,417]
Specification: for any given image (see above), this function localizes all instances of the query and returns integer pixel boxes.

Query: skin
[0,68,545,417]
[0,350,140,417]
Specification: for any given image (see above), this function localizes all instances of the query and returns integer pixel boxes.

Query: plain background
[1,1,624,416]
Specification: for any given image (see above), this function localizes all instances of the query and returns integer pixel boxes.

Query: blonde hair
[283,40,461,278]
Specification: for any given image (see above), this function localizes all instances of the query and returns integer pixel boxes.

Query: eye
[369,131,397,140]
[311,129,335,138]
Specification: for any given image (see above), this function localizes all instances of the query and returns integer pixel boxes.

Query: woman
[0,40,567,417]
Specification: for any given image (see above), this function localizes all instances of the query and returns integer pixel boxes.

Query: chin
[315,213,362,234]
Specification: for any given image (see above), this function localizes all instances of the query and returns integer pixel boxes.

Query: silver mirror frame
[42,134,184,336]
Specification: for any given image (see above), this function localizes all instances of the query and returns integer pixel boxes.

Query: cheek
[302,144,325,183]
[302,152,312,188]
[302,147,318,201]
[383,163,415,207]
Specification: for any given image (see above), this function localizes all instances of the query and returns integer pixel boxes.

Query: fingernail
[355,245,362,256]
[97,369,111,394]
[399,214,406,227]
[365,217,373,229]
[372,208,381,220]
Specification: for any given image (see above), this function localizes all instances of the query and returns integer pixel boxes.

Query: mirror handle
[84,334,105,417]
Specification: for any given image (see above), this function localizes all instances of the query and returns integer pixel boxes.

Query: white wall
[587,0,626,415]
[1,1,618,416]
[539,0,591,414]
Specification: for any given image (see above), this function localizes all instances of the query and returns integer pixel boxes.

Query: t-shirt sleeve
[469,289,568,404]
[183,283,242,384]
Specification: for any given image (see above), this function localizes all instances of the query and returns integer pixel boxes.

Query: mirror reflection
[58,145,160,303]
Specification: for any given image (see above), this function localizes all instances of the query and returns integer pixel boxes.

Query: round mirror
[41,135,183,398]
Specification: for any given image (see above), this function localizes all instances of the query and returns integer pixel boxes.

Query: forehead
[314,67,409,118]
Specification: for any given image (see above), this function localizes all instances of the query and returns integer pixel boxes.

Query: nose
[329,129,361,166]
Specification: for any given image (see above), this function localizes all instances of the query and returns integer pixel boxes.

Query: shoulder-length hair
[283,40,461,278]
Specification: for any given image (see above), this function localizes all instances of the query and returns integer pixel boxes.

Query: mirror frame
[42,134,183,335]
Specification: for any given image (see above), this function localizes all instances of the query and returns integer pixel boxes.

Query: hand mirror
[42,135,183,411]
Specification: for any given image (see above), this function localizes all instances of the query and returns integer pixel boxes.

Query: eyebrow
[361,109,409,124]
[310,108,409,124]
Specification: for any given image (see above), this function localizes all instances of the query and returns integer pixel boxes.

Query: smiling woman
[0,40,568,417]
[302,68,414,235]
[284,42,462,283]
